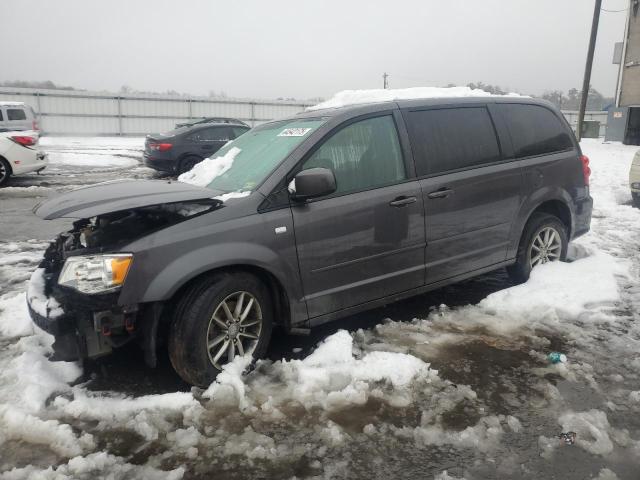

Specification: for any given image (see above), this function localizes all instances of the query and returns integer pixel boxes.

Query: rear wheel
[632,192,640,208]
[507,213,568,284]
[178,155,202,175]
[0,158,11,187]
[168,272,273,387]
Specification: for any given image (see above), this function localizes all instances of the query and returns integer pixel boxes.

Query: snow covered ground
[39,137,144,170]
[0,138,639,479]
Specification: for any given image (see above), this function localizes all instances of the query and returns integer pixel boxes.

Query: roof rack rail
[175,117,250,128]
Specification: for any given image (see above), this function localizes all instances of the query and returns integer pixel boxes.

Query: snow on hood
[212,190,251,202]
[307,86,522,111]
[178,146,241,188]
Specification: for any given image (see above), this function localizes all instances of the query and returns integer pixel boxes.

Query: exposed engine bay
[64,200,217,253]
[35,200,220,365]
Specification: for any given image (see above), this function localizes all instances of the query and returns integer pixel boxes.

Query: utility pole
[383,72,389,89]
[577,0,603,141]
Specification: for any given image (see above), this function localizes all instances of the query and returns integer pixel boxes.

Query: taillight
[9,135,37,147]
[580,155,591,186]
[149,142,173,152]
[32,120,39,131]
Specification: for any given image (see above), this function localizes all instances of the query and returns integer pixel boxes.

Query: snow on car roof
[0,101,27,106]
[307,86,521,111]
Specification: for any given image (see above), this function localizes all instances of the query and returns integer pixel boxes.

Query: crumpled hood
[34,179,223,219]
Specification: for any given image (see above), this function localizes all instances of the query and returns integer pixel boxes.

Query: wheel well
[529,200,572,237]
[166,265,291,328]
[179,153,203,163]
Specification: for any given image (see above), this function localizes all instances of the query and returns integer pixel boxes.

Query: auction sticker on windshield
[278,128,312,137]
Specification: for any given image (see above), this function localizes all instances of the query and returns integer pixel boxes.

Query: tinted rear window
[7,109,27,121]
[231,126,249,138]
[498,104,574,158]
[405,107,501,176]
[187,127,231,142]
[0,110,3,121]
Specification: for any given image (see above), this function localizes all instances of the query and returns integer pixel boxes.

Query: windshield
[182,118,326,192]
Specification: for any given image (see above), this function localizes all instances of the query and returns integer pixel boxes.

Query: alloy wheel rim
[206,291,262,369]
[529,226,562,268]
[0,163,6,182]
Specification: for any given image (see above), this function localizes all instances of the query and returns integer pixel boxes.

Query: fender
[507,186,575,259]
[117,204,308,327]
[138,241,294,302]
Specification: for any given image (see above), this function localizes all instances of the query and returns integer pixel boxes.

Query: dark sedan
[143,118,250,174]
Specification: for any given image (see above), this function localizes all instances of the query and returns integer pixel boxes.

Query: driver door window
[302,115,406,196]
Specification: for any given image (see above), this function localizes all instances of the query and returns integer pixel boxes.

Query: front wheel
[507,213,568,284]
[168,272,273,387]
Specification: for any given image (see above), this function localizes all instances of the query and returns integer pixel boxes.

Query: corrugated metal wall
[0,87,313,136]
[0,87,610,138]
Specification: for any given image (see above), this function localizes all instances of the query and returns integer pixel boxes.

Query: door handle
[427,188,453,199]
[389,196,417,207]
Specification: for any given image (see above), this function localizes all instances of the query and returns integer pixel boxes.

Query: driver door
[291,114,426,319]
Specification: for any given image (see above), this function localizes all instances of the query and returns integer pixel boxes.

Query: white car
[0,131,47,186]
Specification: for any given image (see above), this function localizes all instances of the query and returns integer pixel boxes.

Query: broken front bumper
[27,283,134,362]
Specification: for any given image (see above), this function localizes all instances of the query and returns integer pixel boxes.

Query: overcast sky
[0,0,630,100]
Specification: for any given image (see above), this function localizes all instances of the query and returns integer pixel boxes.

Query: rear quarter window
[498,104,574,158]
[231,127,249,138]
[187,127,231,142]
[7,108,27,121]
[405,106,501,176]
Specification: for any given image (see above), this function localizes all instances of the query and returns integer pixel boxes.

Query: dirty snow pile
[307,86,522,111]
[1,139,640,479]
[177,146,240,188]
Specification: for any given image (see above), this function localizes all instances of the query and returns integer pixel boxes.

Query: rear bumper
[572,194,593,239]
[143,153,176,173]
[9,148,47,175]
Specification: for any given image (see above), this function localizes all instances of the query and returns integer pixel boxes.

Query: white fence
[0,87,609,138]
[0,87,314,136]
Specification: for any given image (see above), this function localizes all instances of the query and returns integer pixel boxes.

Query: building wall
[619,4,640,106]
[0,87,314,135]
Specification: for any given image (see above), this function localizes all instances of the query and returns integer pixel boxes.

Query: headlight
[58,254,133,294]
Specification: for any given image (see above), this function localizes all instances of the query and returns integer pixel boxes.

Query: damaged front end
[27,200,220,365]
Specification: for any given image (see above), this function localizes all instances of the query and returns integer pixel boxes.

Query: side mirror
[291,168,336,201]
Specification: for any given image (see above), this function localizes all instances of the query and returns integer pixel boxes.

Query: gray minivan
[28,97,592,386]
[0,102,38,132]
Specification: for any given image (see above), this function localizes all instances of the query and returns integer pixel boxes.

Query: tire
[0,158,11,187]
[507,213,568,284]
[632,192,640,208]
[168,272,273,387]
[178,155,202,175]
